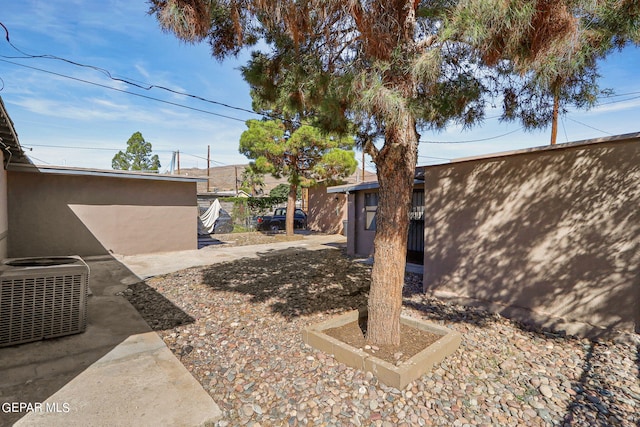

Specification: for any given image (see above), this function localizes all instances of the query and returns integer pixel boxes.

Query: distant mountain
[170,164,376,194]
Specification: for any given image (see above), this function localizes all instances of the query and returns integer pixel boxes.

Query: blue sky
[1,1,640,172]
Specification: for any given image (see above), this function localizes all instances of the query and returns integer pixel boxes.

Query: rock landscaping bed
[123,245,639,426]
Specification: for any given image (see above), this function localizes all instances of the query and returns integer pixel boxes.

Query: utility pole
[207,145,211,192]
[550,92,559,146]
[550,77,561,146]
[177,150,180,174]
[361,150,365,182]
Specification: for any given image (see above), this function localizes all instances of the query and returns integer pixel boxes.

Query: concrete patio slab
[14,332,221,427]
[0,255,221,427]
[117,233,347,279]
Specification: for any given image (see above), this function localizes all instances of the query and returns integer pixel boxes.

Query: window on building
[365,192,378,231]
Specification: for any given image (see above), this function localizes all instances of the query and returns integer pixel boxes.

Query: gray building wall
[422,135,640,336]
[344,190,377,258]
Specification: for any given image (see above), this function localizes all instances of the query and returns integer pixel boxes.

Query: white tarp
[198,199,222,235]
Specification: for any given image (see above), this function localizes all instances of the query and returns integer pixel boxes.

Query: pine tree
[112,132,161,172]
[150,0,640,346]
[240,120,357,236]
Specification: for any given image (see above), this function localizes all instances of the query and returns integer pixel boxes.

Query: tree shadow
[197,235,226,249]
[405,280,639,425]
[403,271,593,338]
[200,247,371,320]
[122,282,195,331]
[423,142,640,337]
[561,342,640,426]
[404,298,505,330]
[255,228,311,236]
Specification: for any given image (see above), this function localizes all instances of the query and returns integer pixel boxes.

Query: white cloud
[133,64,152,80]
[587,97,640,115]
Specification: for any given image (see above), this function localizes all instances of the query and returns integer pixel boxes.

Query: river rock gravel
[123,240,639,426]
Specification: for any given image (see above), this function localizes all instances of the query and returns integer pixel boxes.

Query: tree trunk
[286,183,297,236]
[366,110,419,347]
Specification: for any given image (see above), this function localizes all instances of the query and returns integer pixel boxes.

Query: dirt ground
[324,318,441,365]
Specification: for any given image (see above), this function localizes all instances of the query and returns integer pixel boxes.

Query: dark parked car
[256,208,307,231]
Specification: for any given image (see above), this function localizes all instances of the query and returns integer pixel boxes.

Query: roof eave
[0,97,32,166]
[7,163,208,183]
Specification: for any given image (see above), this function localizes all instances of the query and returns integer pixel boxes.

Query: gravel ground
[123,239,639,426]
[200,231,306,249]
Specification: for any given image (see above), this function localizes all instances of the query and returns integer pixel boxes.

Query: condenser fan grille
[0,257,89,347]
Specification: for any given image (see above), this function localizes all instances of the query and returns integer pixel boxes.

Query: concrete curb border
[303,309,461,390]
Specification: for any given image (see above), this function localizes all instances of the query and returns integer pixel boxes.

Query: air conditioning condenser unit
[0,256,89,348]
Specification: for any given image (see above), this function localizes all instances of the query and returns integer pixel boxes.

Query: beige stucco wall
[7,171,198,257]
[307,185,347,234]
[422,137,640,336]
[0,154,7,259]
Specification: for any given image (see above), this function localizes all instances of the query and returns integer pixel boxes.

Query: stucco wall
[422,137,640,336]
[0,154,7,259]
[307,185,347,234]
[345,190,376,258]
[8,171,198,257]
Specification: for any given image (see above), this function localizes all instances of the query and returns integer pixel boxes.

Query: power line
[596,94,640,106]
[561,116,569,143]
[24,143,121,151]
[0,21,264,119]
[179,151,229,166]
[25,143,233,166]
[418,155,451,161]
[26,143,177,153]
[3,20,640,158]
[25,154,50,164]
[0,59,249,123]
[420,128,523,144]
[565,117,613,136]
[598,90,640,99]
[4,19,640,118]
[0,20,308,129]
